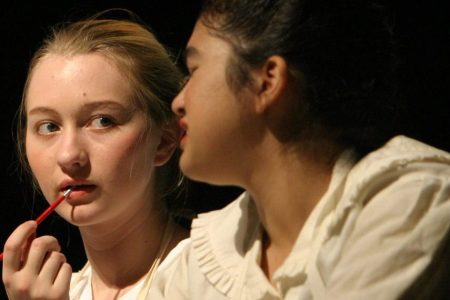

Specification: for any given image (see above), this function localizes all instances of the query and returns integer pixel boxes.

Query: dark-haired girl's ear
[252,55,289,114]
[153,121,179,166]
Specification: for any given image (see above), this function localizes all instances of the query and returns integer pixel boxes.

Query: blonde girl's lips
[63,185,97,204]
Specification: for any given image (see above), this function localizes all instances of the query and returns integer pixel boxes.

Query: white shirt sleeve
[324,163,450,299]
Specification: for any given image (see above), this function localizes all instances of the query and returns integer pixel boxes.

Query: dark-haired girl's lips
[179,131,188,148]
[178,118,188,131]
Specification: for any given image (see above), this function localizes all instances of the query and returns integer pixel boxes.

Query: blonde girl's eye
[37,122,59,135]
[91,116,115,129]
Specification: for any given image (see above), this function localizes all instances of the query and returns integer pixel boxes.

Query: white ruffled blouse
[150,136,450,299]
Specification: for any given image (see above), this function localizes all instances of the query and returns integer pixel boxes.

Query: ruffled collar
[190,150,357,298]
[191,192,258,296]
[190,136,450,298]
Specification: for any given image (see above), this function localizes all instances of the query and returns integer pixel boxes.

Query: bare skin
[172,20,338,281]
[3,53,189,299]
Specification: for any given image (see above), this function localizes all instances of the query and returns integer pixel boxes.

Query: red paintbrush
[0,188,72,262]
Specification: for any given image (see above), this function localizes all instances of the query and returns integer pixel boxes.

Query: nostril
[57,146,89,172]
[177,107,186,116]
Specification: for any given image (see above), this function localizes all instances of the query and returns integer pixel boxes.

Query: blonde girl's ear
[153,120,180,166]
[253,55,289,114]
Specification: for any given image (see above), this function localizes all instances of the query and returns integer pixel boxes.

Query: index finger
[2,220,38,272]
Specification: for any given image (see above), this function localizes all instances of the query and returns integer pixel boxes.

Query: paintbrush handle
[35,194,66,225]
[0,189,72,262]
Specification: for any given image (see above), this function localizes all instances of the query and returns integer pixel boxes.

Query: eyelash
[180,66,197,89]
[90,115,115,129]
[34,115,116,135]
[189,66,197,75]
[36,121,60,135]
[180,75,190,89]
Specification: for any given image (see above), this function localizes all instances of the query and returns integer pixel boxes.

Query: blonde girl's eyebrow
[27,100,133,116]
[79,100,133,113]
[27,106,58,116]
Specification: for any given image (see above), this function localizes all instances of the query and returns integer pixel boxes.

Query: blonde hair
[17,13,186,216]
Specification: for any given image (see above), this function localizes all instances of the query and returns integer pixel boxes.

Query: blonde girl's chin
[58,206,99,227]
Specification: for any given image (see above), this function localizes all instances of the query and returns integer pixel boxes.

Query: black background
[0,0,449,298]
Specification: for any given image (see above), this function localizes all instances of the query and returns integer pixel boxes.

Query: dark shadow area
[0,0,448,298]
[399,226,450,299]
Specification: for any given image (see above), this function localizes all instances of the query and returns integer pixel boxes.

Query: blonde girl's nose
[56,131,89,172]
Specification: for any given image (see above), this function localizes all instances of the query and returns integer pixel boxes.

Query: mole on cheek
[82,92,87,97]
